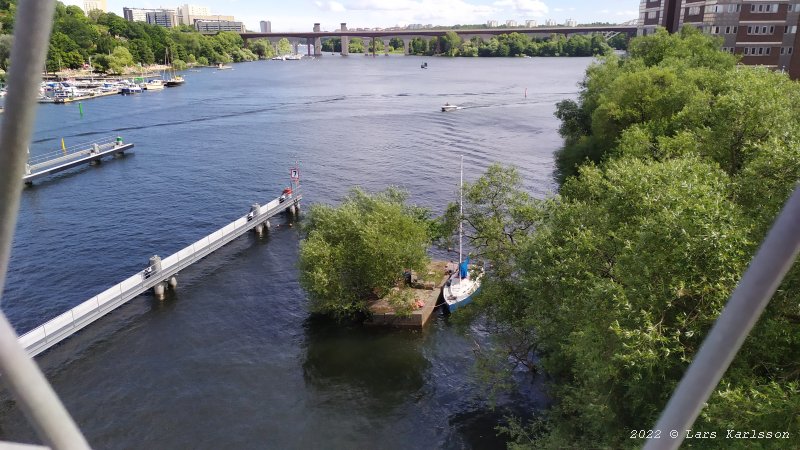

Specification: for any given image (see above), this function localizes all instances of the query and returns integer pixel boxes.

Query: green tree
[0,34,12,70]
[321,37,341,52]
[348,37,364,53]
[171,58,187,71]
[276,37,292,55]
[248,39,275,58]
[608,33,629,50]
[409,37,427,55]
[389,37,404,51]
[478,22,800,450]
[298,188,431,317]
[440,31,462,56]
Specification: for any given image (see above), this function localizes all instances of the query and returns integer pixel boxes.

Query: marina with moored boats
[36,73,186,103]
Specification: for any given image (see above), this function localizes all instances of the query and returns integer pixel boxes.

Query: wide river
[1,55,592,448]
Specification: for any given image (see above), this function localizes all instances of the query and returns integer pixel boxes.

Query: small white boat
[120,84,142,95]
[441,103,459,112]
[145,79,165,90]
[285,54,303,61]
[271,55,286,61]
[216,63,233,70]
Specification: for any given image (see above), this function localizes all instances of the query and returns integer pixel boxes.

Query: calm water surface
[1,55,592,448]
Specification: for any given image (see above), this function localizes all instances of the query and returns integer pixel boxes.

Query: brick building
[638,1,800,78]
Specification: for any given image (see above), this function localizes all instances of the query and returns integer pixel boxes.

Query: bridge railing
[18,193,298,356]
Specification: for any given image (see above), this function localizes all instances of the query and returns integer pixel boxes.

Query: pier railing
[27,136,120,172]
[18,193,299,357]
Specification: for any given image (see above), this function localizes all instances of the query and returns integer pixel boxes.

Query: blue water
[1,55,591,448]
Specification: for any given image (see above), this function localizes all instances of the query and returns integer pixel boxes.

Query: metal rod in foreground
[0,0,91,448]
[644,186,800,450]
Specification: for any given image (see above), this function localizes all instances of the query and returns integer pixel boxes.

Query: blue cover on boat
[459,257,470,279]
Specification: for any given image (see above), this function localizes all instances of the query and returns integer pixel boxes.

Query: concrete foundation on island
[365,260,451,329]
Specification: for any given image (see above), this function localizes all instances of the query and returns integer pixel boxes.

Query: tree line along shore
[0,1,627,78]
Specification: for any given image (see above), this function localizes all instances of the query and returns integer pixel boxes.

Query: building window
[790,47,794,54]
[728,4,741,13]
[712,26,720,34]
[751,3,780,13]
[748,25,776,35]
[647,11,656,19]
[744,47,749,55]
[688,6,701,15]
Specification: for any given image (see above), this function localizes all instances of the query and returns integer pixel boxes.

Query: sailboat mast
[459,155,463,267]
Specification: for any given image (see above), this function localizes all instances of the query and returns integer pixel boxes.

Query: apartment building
[195,20,246,33]
[146,10,178,28]
[638,0,800,78]
[83,0,107,13]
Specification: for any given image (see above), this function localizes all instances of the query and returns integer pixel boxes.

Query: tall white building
[545,18,557,26]
[565,18,577,27]
[178,4,211,25]
[506,20,518,27]
[525,20,538,27]
[487,20,499,27]
[83,0,107,13]
[260,20,271,32]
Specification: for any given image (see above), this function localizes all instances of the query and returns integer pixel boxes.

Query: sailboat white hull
[442,267,483,313]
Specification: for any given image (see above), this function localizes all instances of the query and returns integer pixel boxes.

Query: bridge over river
[241,24,638,57]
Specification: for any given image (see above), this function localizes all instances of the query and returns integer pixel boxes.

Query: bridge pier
[383,39,390,55]
[153,282,166,299]
[313,23,322,56]
[404,38,411,55]
[255,219,270,235]
[341,23,349,56]
[145,255,171,300]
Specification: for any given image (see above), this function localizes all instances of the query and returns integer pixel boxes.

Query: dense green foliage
[407,32,613,57]
[458,27,800,448]
[321,32,616,57]
[298,188,431,318]
[322,37,403,54]
[0,0,264,74]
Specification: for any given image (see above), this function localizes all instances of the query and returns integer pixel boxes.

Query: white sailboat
[163,48,185,87]
[442,155,483,312]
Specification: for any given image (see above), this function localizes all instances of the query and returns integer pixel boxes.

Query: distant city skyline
[62,0,639,32]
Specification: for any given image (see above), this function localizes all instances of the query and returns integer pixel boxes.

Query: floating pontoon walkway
[24,137,134,184]
[18,192,301,357]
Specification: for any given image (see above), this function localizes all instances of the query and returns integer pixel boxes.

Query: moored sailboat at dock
[442,155,483,312]
[163,48,185,87]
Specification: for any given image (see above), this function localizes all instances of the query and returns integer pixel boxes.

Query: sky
[64,0,640,32]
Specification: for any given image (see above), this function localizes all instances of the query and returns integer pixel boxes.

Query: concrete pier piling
[153,282,166,300]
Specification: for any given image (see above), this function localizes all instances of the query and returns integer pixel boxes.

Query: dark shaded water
[1,55,591,448]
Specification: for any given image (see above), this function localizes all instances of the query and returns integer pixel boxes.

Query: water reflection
[302,316,431,409]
